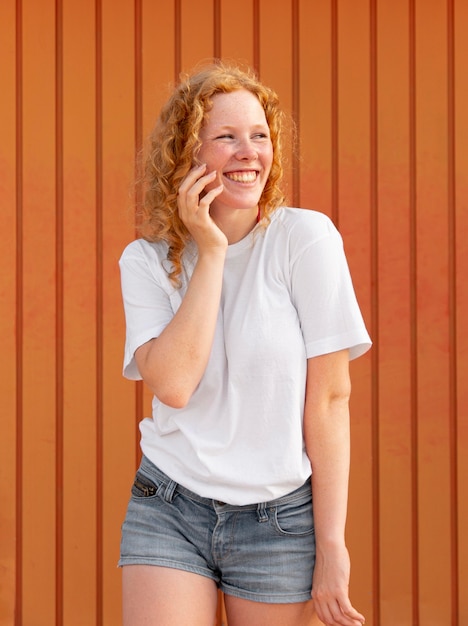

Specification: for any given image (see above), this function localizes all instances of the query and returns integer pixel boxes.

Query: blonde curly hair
[139,61,286,286]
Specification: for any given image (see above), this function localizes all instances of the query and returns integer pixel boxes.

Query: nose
[235,138,257,161]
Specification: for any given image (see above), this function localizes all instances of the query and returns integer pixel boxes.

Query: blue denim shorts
[119,456,315,604]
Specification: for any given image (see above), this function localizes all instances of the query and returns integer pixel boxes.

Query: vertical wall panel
[61,1,98,623]
[180,0,215,71]
[21,0,57,624]
[141,0,176,142]
[1,1,467,625]
[298,0,333,216]
[0,1,18,624]
[454,1,468,622]
[376,1,414,624]
[415,1,452,624]
[219,0,255,66]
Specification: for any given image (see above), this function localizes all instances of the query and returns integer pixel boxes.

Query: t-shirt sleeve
[119,241,175,379]
[290,215,372,360]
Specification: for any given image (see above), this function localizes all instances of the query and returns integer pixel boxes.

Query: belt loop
[163,479,177,502]
[256,502,268,522]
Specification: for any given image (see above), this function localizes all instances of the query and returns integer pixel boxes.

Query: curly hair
[138,60,286,286]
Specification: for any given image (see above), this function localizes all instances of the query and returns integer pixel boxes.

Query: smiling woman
[117,61,371,626]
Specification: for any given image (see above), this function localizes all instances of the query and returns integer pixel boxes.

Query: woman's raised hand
[177,164,227,251]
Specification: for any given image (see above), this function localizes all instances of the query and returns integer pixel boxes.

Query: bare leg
[224,594,324,626]
[122,565,218,626]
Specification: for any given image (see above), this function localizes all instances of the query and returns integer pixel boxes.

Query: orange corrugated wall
[0,1,467,625]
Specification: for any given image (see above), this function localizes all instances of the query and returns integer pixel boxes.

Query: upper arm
[134,338,156,379]
[305,349,351,409]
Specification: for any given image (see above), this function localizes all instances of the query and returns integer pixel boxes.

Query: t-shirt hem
[123,326,166,379]
[305,332,372,361]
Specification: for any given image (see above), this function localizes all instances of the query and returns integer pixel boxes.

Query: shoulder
[269,207,340,245]
[119,239,174,289]
[119,238,168,266]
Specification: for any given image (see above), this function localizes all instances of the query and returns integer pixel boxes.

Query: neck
[212,208,259,244]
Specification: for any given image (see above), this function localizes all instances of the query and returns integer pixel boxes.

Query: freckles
[198,142,216,160]
[200,145,229,170]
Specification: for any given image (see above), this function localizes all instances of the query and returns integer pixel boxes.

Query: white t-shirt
[119,207,371,505]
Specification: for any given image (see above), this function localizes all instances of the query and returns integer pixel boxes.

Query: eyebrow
[211,123,269,131]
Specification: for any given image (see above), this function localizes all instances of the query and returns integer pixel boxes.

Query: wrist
[315,534,347,552]
[197,245,227,261]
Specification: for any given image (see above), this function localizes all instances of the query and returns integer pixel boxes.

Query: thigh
[122,565,218,626]
[224,595,323,626]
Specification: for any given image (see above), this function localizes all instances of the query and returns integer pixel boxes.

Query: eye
[253,132,269,140]
[216,134,234,140]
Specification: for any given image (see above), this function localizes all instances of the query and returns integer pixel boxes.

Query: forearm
[136,249,226,407]
[305,397,351,548]
[303,352,364,624]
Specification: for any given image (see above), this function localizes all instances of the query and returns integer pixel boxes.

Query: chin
[223,193,263,211]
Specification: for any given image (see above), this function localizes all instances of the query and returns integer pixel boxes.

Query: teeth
[225,171,257,183]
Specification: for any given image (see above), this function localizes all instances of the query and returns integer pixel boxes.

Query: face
[196,89,273,215]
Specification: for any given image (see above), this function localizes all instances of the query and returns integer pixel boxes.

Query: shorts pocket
[271,496,314,537]
[130,471,159,499]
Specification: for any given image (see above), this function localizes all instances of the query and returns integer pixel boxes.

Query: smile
[224,171,258,183]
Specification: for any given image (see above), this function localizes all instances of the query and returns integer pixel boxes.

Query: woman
[118,61,371,626]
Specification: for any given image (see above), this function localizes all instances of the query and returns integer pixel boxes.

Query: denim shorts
[119,456,315,604]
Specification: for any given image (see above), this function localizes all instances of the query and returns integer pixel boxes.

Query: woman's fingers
[177,164,226,249]
[315,598,365,626]
[178,165,217,214]
[178,164,213,205]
